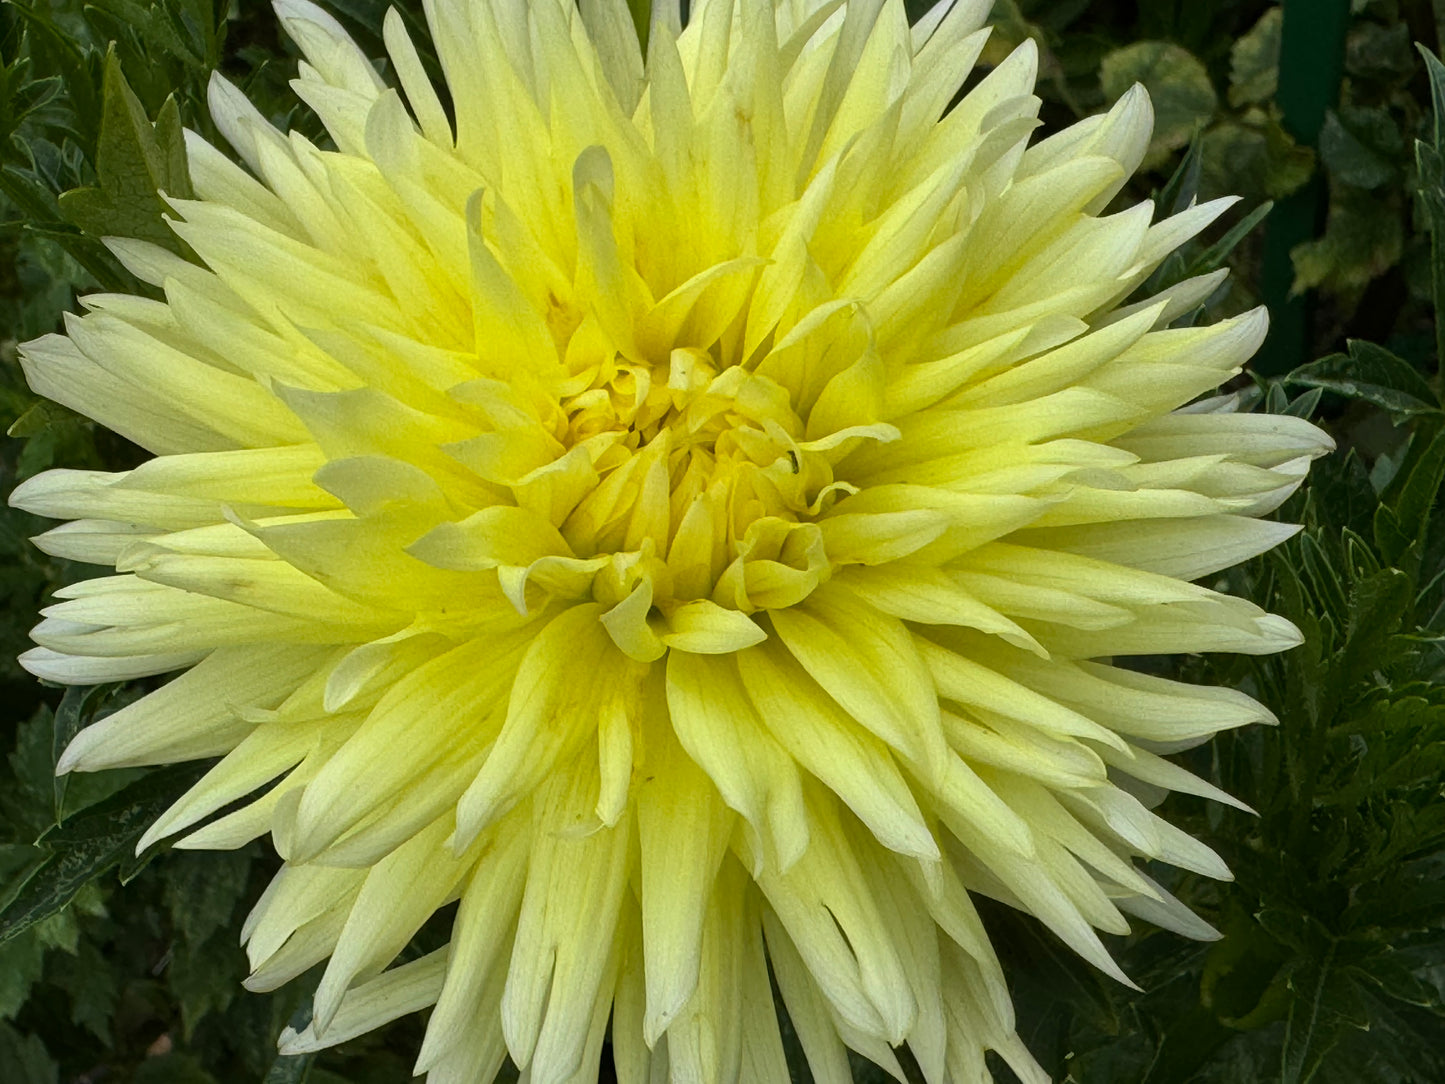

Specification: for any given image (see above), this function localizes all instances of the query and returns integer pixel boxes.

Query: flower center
[412,160,905,655]
[554,343,849,615]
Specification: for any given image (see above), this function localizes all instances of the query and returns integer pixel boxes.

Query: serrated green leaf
[0,1023,57,1084]
[1307,451,1377,536]
[0,928,47,1020]
[1369,513,1414,577]
[46,936,119,1042]
[56,46,193,254]
[3,711,60,845]
[1339,571,1413,690]
[162,850,251,948]
[167,933,244,1039]
[85,0,204,69]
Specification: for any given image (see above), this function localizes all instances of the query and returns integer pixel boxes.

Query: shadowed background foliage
[3,1,1445,1082]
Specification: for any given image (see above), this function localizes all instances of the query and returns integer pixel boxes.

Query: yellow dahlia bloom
[13,0,1330,1080]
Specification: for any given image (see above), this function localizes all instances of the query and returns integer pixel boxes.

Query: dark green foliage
[1288,340,1439,421]
[56,46,196,257]
[1,2,1444,1084]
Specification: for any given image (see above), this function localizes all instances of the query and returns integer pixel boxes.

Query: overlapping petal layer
[12,0,1331,1081]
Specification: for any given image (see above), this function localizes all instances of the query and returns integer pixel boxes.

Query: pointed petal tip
[1260,614,1305,651]
[53,742,83,776]
[275,1026,304,1055]
[6,468,72,515]
[241,973,271,993]
[641,1004,681,1050]
[135,820,174,854]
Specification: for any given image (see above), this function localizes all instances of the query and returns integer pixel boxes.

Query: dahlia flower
[12,0,1330,1080]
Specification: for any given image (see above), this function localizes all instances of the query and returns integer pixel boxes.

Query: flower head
[12,0,1331,1080]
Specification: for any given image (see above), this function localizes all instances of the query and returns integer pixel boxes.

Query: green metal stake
[1257,0,1351,376]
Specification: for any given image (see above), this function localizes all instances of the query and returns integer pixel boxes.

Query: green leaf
[1186,200,1274,278]
[37,762,203,847]
[1339,570,1413,692]
[133,1053,219,1084]
[1280,951,1341,1084]
[1423,43,1445,151]
[1229,7,1282,107]
[4,710,56,838]
[1287,340,1439,419]
[1285,387,1323,418]
[167,934,243,1039]
[0,841,132,948]
[1291,186,1404,297]
[1416,45,1445,369]
[5,400,79,440]
[0,764,204,945]
[262,1051,316,1084]
[163,851,251,948]
[56,46,193,254]
[1266,381,1289,415]
[1320,107,1403,190]
[1156,131,1204,216]
[46,936,119,1042]
[1100,41,1217,168]
[1376,427,1445,565]
[0,905,85,1021]
[0,928,47,1020]
[84,0,207,70]
[1202,909,1292,1027]
[51,684,118,823]
[1259,114,1318,199]
[262,1004,317,1084]
[1353,955,1442,1011]
[1299,530,1348,620]
[0,1023,57,1084]
[1201,114,1315,205]
[1343,19,1415,82]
